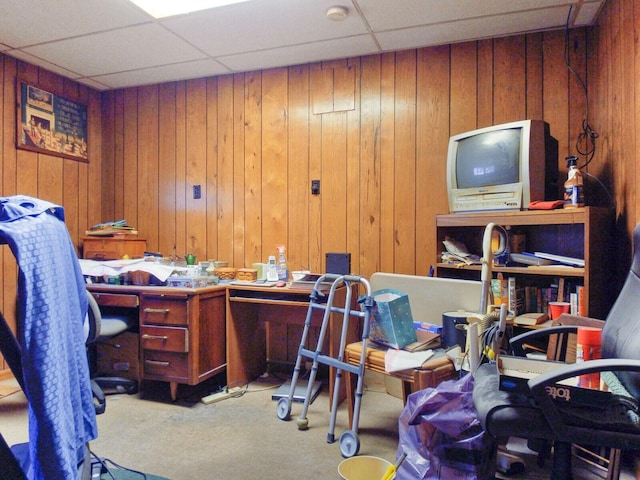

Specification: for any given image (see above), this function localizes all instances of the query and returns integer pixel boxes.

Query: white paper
[384,348,434,373]
[79,258,176,281]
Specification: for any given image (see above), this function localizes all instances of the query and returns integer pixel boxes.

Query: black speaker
[325,252,351,275]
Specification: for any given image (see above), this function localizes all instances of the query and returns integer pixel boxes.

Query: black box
[325,252,351,275]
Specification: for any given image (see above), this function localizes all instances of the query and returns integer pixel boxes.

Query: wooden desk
[87,284,227,400]
[226,283,355,403]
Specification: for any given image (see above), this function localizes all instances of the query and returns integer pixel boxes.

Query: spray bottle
[563,155,585,208]
[275,245,288,281]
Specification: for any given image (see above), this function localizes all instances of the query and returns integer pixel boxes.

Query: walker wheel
[296,416,309,430]
[276,398,291,421]
[339,430,360,458]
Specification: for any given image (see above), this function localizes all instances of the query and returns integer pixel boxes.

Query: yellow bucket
[338,456,393,480]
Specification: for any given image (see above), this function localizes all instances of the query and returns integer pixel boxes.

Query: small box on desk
[369,289,417,349]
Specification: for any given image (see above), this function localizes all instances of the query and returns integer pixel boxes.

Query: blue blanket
[0,195,97,479]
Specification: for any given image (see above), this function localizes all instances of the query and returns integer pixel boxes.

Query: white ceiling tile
[89,59,232,89]
[162,0,369,57]
[0,0,152,46]
[376,5,570,51]
[354,0,570,31]
[4,49,82,80]
[219,34,378,72]
[22,24,208,77]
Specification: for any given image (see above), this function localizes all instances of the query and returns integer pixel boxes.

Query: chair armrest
[510,326,578,356]
[528,359,640,438]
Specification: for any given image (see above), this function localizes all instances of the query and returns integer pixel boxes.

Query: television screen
[455,128,521,189]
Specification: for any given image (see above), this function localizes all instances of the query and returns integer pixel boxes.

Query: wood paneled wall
[101,29,593,279]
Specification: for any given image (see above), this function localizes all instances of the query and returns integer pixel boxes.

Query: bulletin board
[16,78,88,162]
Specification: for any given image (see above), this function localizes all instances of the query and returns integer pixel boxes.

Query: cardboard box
[96,331,140,381]
[369,289,417,349]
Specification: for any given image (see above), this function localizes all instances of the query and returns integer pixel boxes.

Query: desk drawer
[91,292,139,308]
[141,296,189,326]
[143,351,188,378]
[140,326,188,352]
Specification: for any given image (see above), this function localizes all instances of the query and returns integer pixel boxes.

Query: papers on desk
[384,348,434,373]
[79,258,176,282]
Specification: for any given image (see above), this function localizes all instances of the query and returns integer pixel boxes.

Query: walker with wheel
[276,274,375,458]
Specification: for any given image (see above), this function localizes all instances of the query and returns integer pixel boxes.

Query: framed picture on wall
[16,78,88,162]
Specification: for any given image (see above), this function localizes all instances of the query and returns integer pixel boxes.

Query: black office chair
[86,291,138,396]
[473,222,640,480]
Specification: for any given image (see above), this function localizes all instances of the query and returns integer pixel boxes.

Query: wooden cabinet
[82,236,146,260]
[139,288,227,400]
[435,207,614,319]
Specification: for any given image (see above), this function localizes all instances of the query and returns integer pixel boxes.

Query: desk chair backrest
[602,223,640,398]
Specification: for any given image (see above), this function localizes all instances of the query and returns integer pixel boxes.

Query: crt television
[446,120,558,213]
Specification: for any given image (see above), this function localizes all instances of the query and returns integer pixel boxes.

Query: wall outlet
[193,184,201,199]
[311,179,320,195]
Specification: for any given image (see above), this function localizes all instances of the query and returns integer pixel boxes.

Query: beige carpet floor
[0,372,636,480]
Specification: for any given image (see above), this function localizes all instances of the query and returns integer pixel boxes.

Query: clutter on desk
[85,219,138,236]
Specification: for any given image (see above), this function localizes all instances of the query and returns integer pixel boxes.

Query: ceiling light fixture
[326,6,349,21]
[129,0,253,19]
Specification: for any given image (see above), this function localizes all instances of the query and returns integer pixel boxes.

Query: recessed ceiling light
[130,0,253,19]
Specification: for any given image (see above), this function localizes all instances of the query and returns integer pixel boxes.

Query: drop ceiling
[0,0,605,91]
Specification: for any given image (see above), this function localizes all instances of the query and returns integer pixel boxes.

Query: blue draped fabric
[0,195,97,479]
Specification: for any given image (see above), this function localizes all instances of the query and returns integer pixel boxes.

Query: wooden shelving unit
[435,207,614,319]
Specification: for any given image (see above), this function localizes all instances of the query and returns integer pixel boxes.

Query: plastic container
[337,456,392,480]
[576,326,602,388]
[563,156,585,208]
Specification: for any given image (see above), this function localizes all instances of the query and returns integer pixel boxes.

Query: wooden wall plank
[494,36,526,124]
[287,65,310,272]
[137,84,159,252]
[358,55,382,276]
[216,76,234,264]
[158,82,177,258]
[416,45,450,275]
[261,69,288,262]
[393,50,417,275]
[205,78,219,260]
[379,53,396,273]
[185,78,208,260]
[174,82,187,259]
[477,40,494,127]
[231,74,246,266]
[345,59,361,275]
[244,71,263,267]
[450,42,478,134]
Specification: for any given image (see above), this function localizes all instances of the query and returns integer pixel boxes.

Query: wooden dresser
[82,235,147,260]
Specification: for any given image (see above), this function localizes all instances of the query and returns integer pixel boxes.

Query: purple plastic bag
[395,373,497,480]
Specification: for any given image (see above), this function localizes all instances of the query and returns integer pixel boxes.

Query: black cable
[563,5,599,170]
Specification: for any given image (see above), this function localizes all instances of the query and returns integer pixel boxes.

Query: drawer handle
[145,360,170,367]
[142,334,168,341]
[144,308,170,314]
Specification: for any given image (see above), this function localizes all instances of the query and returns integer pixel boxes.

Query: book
[514,312,548,326]
[533,251,585,267]
[402,331,441,352]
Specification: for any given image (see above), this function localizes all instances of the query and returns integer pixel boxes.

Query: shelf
[435,207,614,318]
[436,263,584,277]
